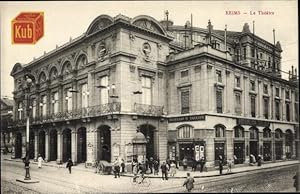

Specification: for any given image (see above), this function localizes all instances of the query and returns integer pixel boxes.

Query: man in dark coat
[293,172,299,192]
[199,157,204,172]
[148,157,153,174]
[153,159,159,175]
[183,172,195,192]
[161,162,168,180]
[218,155,223,175]
[66,158,73,174]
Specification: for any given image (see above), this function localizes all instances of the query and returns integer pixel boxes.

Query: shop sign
[237,118,270,127]
[168,115,205,123]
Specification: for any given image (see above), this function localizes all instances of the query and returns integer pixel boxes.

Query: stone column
[292,138,296,159]
[272,132,276,161]
[45,130,49,162]
[56,130,63,164]
[258,131,263,155]
[22,132,26,158]
[282,136,286,160]
[86,123,96,167]
[244,130,250,163]
[71,129,77,164]
[226,130,233,160]
[205,128,215,167]
[34,131,38,161]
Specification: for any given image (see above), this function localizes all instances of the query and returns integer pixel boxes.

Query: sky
[0,1,298,98]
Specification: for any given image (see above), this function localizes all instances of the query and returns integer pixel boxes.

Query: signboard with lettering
[168,115,205,123]
[237,118,270,127]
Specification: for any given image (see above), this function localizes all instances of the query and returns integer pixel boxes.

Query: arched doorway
[139,123,155,160]
[249,127,259,161]
[38,130,45,158]
[233,125,245,164]
[263,127,272,161]
[29,132,35,159]
[49,130,57,161]
[97,125,111,162]
[275,128,283,160]
[285,129,293,159]
[77,127,87,163]
[14,132,22,158]
[63,129,71,162]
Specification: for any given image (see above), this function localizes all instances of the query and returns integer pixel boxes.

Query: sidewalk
[2,154,299,179]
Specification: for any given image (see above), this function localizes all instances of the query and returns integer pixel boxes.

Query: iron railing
[11,102,121,126]
[134,103,164,116]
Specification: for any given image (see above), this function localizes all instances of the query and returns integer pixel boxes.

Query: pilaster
[45,130,49,162]
[56,130,63,164]
[71,129,77,164]
[226,130,233,160]
[205,128,215,167]
[34,131,38,161]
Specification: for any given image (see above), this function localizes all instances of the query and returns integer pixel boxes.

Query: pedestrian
[257,155,262,167]
[169,161,176,177]
[113,158,120,178]
[154,159,159,175]
[218,155,223,175]
[293,172,299,192]
[132,162,138,182]
[183,157,188,171]
[37,154,44,169]
[94,160,99,173]
[161,162,168,180]
[120,159,125,174]
[145,158,149,173]
[199,157,204,173]
[183,172,195,192]
[227,158,233,173]
[149,157,153,174]
[192,157,197,171]
[66,158,73,174]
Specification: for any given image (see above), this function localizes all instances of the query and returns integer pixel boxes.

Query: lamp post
[24,76,33,180]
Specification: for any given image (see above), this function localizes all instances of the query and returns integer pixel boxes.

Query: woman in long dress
[37,154,44,168]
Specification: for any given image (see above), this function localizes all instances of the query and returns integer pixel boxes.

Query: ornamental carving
[97,41,107,60]
[142,42,152,62]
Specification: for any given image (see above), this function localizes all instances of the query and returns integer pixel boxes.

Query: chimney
[292,66,294,77]
[289,70,291,79]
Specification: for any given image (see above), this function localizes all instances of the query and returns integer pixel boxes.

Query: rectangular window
[181,70,189,78]
[216,90,223,113]
[32,99,36,119]
[260,53,263,59]
[142,76,152,105]
[268,57,271,68]
[250,81,255,91]
[216,70,222,83]
[41,95,47,117]
[295,92,299,102]
[286,90,290,99]
[235,93,241,115]
[275,88,279,97]
[286,103,290,121]
[100,76,108,104]
[181,90,190,114]
[250,96,256,117]
[237,50,240,61]
[52,92,59,114]
[263,84,268,94]
[66,89,73,111]
[251,48,255,57]
[18,102,23,120]
[235,76,241,88]
[263,98,269,119]
[81,83,89,108]
[243,47,246,60]
[275,101,280,120]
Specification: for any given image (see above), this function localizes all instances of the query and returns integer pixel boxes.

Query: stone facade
[10,14,299,168]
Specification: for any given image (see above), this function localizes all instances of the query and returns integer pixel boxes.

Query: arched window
[62,61,72,75]
[275,129,283,139]
[49,67,58,81]
[177,125,194,139]
[234,126,244,138]
[250,127,258,139]
[76,55,87,69]
[263,128,271,138]
[39,72,46,84]
[215,124,225,138]
[285,130,293,142]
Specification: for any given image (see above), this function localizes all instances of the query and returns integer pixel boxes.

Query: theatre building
[10,14,299,168]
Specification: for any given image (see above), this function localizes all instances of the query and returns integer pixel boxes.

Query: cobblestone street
[1,157,298,193]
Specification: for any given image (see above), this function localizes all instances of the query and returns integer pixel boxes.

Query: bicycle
[132,174,151,187]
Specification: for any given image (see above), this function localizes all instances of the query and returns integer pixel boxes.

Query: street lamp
[24,76,33,180]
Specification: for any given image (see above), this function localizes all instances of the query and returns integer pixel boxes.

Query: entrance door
[49,130,57,161]
[249,141,258,160]
[98,126,111,162]
[39,131,45,158]
[15,133,22,158]
[29,132,35,159]
[275,141,283,160]
[263,142,271,161]
[77,128,86,163]
[140,124,155,160]
[234,142,244,164]
[63,129,71,162]
[179,143,194,161]
[215,142,225,163]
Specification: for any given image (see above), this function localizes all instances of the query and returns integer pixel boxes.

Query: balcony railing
[12,102,121,126]
[134,103,164,116]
